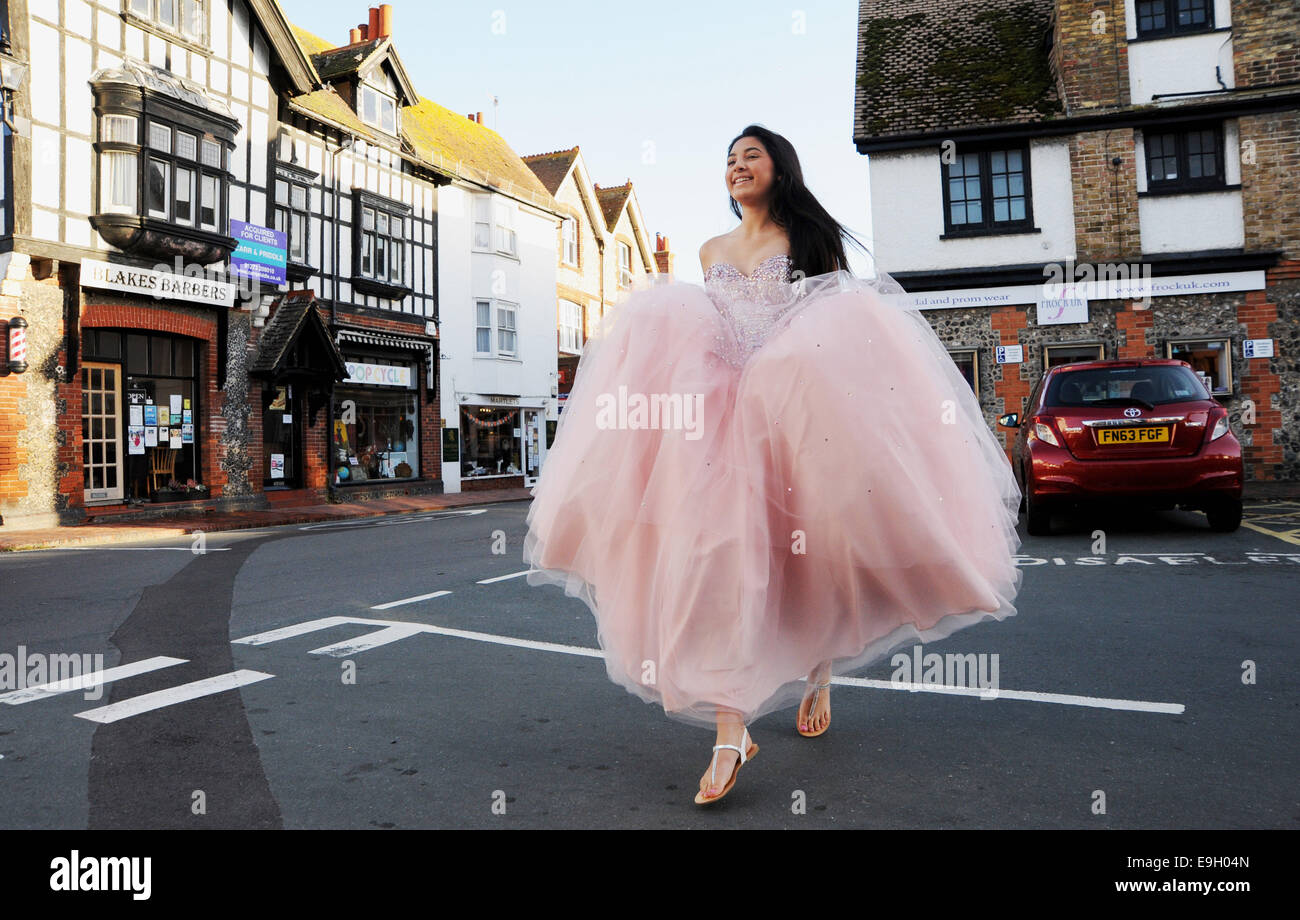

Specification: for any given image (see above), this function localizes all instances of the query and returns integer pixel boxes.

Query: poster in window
[158,407,170,426]
[169,428,182,449]
[270,453,285,479]
[128,426,146,455]
[129,404,143,426]
[145,426,159,447]
[181,424,194,444]
[170,394,183,415]
[144,404,157,426]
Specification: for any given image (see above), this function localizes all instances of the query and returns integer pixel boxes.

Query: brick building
[855,0,1299,482]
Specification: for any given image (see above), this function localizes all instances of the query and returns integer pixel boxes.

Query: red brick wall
[1237,281,1286,481]
[1051,0,1130,113]
[1115,302,1154,357]
[0,327,28,506]
[1231,0,1300,89]
[1069,129,1142,262]
[991,304,1031,461]
[1239,110,1300,260]
[81,303,226,496]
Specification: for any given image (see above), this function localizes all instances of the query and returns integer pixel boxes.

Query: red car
[997,358,1243,535]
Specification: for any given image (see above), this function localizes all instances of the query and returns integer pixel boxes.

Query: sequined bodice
[704,253,798,368]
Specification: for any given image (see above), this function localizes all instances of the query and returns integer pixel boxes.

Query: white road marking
[309,623,430,657]
[296,509,487,531]
[370,590,452,610]
[0,656,188,705]
[831,676,1184,713]
[73,670,274,724]
[24,547,231,552]
[476,570,530,584]
[232,616,1180,713]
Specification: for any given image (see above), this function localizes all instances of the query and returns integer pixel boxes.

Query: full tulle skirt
[522,269,1024,729]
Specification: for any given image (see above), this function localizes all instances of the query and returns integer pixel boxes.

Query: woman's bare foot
[697,716,750,802]
[797,661,832,735]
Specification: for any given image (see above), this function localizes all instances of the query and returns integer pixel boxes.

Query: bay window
[91,63,237,263]
[351,189,412,298]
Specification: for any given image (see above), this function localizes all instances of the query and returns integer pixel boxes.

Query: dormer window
[358,69,399,135]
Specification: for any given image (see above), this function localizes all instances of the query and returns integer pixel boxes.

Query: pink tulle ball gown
[522,253,1024,729]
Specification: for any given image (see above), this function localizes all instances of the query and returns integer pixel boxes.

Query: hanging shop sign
[230,220,287,286]
[79,258,236,307]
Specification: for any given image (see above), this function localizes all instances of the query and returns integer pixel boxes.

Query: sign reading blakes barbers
[80,258,236,307]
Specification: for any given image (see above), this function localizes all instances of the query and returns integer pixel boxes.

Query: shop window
[83,329,202,501]
[460,406,522,478]
[1166,338,1231,396]
[941,144,1035,237]
[559,300,582,354]
[352,190,412,298]
[1044,342,1105,372]
[126,0,206,45]
[91,63,237,264]
[333,360,420,484]
[947,348,979,398]
[1143,123,1224,193]
[1135,0,1214,39]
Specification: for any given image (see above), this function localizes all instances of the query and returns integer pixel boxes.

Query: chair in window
[149,447,176,493]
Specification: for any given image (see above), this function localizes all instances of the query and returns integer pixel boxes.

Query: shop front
[457,397,545,489]
[331,328,438,491]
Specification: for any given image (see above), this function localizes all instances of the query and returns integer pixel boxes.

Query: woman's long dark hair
[727,124,870,278]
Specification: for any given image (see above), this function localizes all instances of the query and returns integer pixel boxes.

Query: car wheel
[1206,498,1242,533]
[1024,477,1051,536]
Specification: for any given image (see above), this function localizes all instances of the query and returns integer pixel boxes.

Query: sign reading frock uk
[230,220,287,286]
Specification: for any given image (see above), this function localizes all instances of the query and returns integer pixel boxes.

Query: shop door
[523,409,543,487]
[82,363,125,503]
[263,384,301,488]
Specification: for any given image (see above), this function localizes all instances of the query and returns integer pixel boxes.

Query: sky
[279,0,875,282]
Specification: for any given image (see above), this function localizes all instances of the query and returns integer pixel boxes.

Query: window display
[460,406,522,477]
[333,388,419,484]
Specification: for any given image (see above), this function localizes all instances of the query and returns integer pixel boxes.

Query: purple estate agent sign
[230,220,288,286]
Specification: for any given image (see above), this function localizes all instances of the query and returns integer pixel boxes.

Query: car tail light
[1210,409,1231,442]
[1031,415,1062,448]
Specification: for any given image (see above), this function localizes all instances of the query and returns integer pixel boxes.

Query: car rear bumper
[1026,438,1243,508]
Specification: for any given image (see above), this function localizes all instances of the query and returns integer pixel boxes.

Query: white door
[82,362,125,503]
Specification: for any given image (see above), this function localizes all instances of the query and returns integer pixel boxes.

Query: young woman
[523,124,1024,805]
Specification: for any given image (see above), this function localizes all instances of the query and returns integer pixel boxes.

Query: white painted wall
[867,139,1077,274]
[1125,0,1234,103]
[438,183,559,492]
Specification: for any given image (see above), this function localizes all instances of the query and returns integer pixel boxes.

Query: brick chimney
[349,26,361,43]
[1050,0,1130,112]
[368,7,380,41]
[357,21,368,39]
[378,4,393,38]
[654,233,675,275]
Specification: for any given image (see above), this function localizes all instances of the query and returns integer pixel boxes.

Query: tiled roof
[521,148,580,196]
[250,291,348,379]
[286,23,560,214]
[855,0,1063,140]
[311,38,385,81]
[593,182,632,232]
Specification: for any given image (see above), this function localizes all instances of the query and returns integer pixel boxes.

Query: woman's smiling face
[727,136,776,206]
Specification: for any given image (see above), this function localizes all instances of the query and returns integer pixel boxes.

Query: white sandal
[798,680,832,737]
[694,727,759,805]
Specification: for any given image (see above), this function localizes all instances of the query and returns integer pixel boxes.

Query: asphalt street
[1,500,1296,828]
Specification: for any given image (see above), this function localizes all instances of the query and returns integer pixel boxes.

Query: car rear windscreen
[1046,365,1210,406]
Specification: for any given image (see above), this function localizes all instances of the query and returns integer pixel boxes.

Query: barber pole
[6,315,27,374]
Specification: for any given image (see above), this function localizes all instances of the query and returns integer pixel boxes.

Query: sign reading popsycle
[345,362,412,387]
